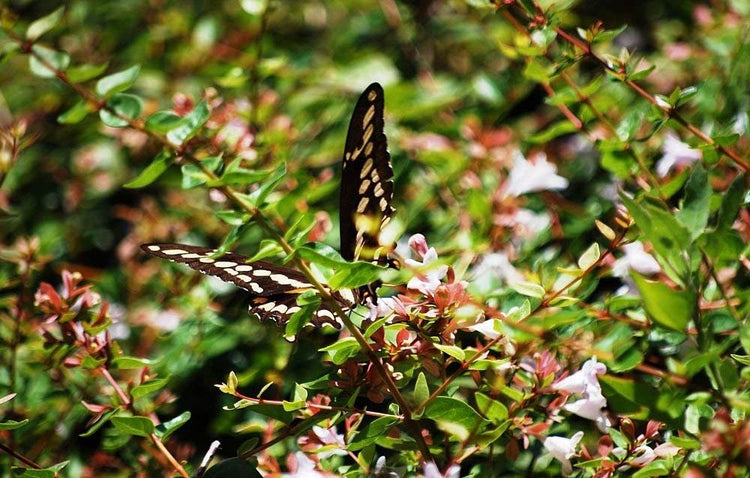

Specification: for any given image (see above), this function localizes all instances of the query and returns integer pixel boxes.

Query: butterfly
[142,83,394,329]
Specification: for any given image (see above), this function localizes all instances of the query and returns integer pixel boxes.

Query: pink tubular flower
[405,234,447,296]
[553,358,611,431]
[656,132,701,177]
[543,431,584,475]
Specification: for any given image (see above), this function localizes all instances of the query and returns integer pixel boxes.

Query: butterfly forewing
[339,83,394,265]
[141,243,344,328]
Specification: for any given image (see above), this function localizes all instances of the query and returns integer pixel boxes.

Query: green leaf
[328,261,384,290]
[433,344,466,361]
[203,458,262,478]
[145,111,183,134]
[243,240,283,263]
[509,281,545,299]
[66,62,109,83]
[111,356,155,369]
[154,411,191,441]
[79,408,118,437]
[81,355,106,369]
[111,416,155,437]
[124,151,173,188]
[181,156,222,189]
[26,7,64,40]
[526,120,578,144]
[577,243,600,270]
[215,210,248,226]
[632,460,670,478]
[282,383,308,411]
[522,59,552,82]
[347,417,400,451]
[246,162,286,208]
[131,377,170,399]
[29,45,70,78]
[166,101,210,145]
[474,392,508,423]
[100,93,143,128]
[731,354,750,366]
[675,164,710,241]
[413,372,429,408]
[620,193,691,283]
[320,337,360,365]
[424,396,487,441]
[96,65,141,97]
[57,100,91,124]
[220,159,272,185]
[284,300,319,339]
[716,175,745,230]
[631,272,695,331]
[296,243,347,269]
[12,461,68,478]
[0,419,28,430]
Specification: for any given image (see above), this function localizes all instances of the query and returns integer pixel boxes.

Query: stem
[151,433,190,478]
[0,441,42,469]
[233,392,402,419]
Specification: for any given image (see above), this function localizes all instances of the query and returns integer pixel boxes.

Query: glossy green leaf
[26,7,64,40]
[57,100,91,124]
[246,162,286,208]
[0,419,28,430]
[631,272,695,331]
[474,392,508,423]
[320,337,360,365]
[111,416,155,437]
[675,164,710,241]
[509,281,545,299]
[347,417,400,451]
[413,372,429,409]
[328,261,384,290]
[145,111,182,134]
[12,461,68,478]
[154,411,191,441]
[111,356,155,369]
[100,93,142,128]
[66,62,109,83]
[96,64,141,97]
[29,45,70,78]
[166,101,209,145]
[424,396,487,441]
[716,175,745,230]
[79,408,119,437]
[131,377,170,399]
[124,151,173,188]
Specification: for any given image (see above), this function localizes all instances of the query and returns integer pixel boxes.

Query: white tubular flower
[504,152,569,197]
[543,431,584,475]
[656,132,701,177]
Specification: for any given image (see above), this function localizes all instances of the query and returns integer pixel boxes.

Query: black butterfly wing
[339,83,394,301]
[141,243,343,328]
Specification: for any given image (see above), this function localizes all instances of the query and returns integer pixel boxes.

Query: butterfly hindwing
[141,243,343,328]
[339,82,394,265]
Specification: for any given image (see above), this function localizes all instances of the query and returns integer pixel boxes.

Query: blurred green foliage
[0,0,748,476]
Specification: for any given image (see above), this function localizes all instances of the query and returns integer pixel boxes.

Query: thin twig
[0,441,42,470]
